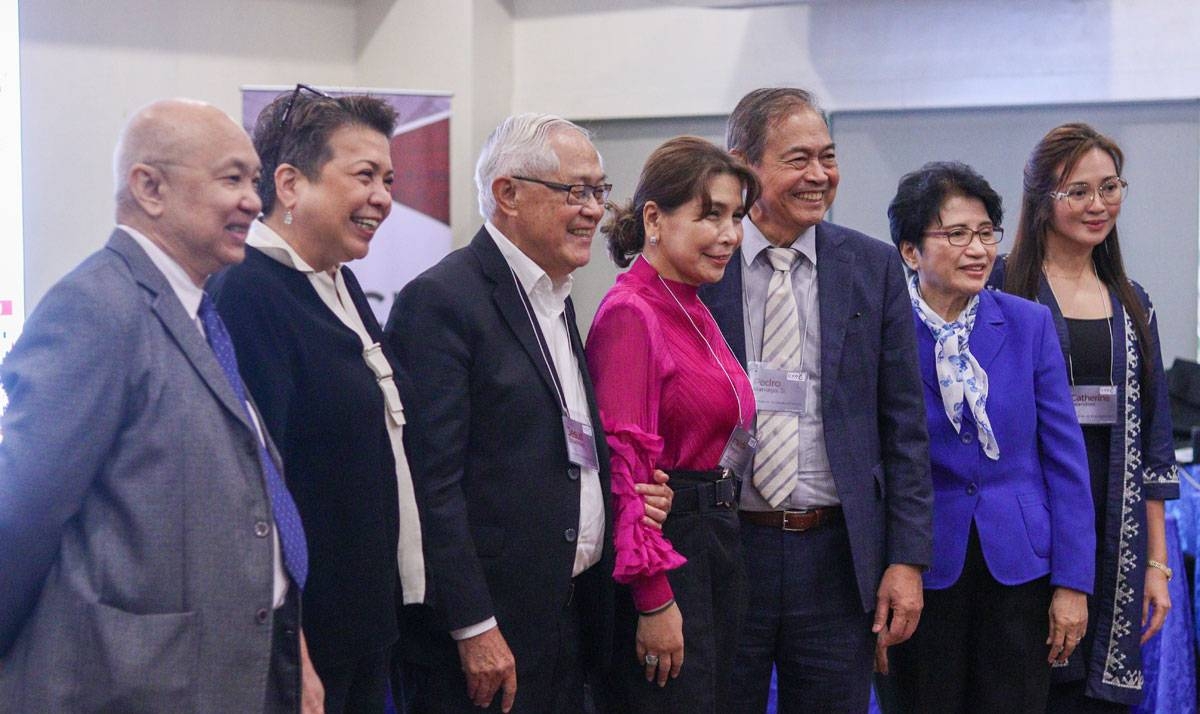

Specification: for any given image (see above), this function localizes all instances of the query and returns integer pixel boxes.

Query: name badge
[1071,385,1118,425]
[749,362,808,415]
[563,415,600,470]
[718,426,758,477]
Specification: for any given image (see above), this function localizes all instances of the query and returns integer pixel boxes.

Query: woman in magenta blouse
[586,136,760,712]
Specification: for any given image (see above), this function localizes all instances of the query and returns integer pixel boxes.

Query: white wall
[19,0,1200,325]
[356,0,514,252]
[512,0,1200,118]
[19,0,359,307]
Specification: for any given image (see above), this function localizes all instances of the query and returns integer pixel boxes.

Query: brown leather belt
[739,506,843,532]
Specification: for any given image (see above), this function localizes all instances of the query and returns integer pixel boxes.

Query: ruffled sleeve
[585,292,687,612]
[605,420,687,610]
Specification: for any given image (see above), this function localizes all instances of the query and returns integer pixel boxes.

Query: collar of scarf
[907,274,999,460]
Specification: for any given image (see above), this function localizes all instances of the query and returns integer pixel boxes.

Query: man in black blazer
[698,89,933,713]
[387,114,668,714]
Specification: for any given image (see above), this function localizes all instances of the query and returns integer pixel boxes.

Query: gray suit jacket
[0,230,284,712]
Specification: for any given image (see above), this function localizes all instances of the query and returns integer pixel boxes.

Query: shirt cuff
[630,572,674,613]
[450,617,497,641]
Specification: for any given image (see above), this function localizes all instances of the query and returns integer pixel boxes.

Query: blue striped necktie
[199,293,308,589]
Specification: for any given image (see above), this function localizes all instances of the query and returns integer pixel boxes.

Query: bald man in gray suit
[0,99,322,712]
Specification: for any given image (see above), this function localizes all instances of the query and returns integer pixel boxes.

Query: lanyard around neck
[510,268,571,414]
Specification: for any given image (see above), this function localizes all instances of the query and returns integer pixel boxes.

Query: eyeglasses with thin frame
[512,175,613,206]
[922,225,1004,247]
[1049,177,1128,210]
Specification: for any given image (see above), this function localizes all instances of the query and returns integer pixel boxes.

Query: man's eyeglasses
[922,226,1004,247]
[1049,178,1128,210]
[512,176,612,206]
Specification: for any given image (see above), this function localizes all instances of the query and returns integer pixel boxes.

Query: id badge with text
[718,426,758,476]
[1071,385,1118,425]
[563,415,600,470]
[749,361,808,415]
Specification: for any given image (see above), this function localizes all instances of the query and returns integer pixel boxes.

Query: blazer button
[256,608,270,624]
[960,431,974,444]
[254,520,270,538]
[966,483,978,496]
[564,528,578,543]
[567,465,581,481]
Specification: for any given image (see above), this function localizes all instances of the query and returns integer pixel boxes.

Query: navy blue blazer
[699,220,933,611]
[915,289,1095,592]
[385,227,614,675]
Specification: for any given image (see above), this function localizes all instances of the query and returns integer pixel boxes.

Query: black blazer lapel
[469,227,565,411]
[698,247,748,368]
[107,230,253,433]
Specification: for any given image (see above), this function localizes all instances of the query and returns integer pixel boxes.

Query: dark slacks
[729,517,875,714]
[1046,680,1131,714]
[320,644,393,714]
[887,523,1052,714]
[406,571,589,714]
[265,586,303,714]
[606,498,747,713]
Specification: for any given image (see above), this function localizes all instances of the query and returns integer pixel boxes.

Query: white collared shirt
[119,224,289,608]
[486,221,605,575]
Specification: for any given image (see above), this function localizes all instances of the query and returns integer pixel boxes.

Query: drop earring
[283,210,294,226]
[648,235,658,246]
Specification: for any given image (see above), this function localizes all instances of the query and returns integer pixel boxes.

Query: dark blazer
[699,220,933,611]
[209,246,401,670]
[0,231,281,711]
[385,228,614,681]
[915,289,1095,592]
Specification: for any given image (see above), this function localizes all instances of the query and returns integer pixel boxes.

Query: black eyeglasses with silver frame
[511,175,613,206]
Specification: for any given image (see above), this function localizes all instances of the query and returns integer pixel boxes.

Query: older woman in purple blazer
[881,161,1095,714]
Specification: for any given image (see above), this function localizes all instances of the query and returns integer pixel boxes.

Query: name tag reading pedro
[563,415,600,470]
[749,361,808,415]
[718,426,758,476]
[1071,385,1118,425]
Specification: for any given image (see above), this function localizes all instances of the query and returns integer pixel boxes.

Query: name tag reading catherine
[1071,385,1118,425]
[718,426,758,476]
[749,362,808,414]
[563,415,600,470]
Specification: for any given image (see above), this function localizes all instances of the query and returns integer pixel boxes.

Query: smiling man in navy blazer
[698,88,933,713]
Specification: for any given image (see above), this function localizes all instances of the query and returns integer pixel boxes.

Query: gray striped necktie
[753,247,802,508]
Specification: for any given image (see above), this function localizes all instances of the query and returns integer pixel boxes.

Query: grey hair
[474,113,596,219]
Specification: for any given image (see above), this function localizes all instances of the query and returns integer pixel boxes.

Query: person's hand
[1047,587,1088,664]
[1141,566,1172,644]
[636,469,674,530]
[873,563,923,646]
[873,636,890,675]
[299,630,325,714]
[636,601,684,687]
[456,626,517,712]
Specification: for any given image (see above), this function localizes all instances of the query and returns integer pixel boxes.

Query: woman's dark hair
[887,161,1003,252]
[1004,122,1153,386]
[603,136,761,268]
[252,91,398,216]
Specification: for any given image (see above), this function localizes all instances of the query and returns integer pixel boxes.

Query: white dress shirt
[120,224,288,608]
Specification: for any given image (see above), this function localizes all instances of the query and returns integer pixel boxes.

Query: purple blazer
[919,288,1095,593]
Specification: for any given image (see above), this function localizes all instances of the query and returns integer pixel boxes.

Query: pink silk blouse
[585,256,755,612]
